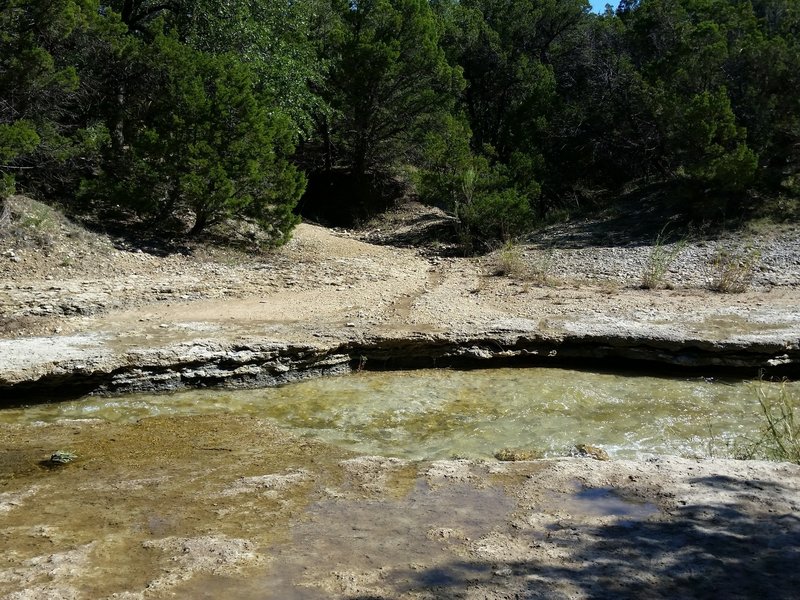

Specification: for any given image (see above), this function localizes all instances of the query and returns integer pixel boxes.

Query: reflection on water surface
[2,368,794,460]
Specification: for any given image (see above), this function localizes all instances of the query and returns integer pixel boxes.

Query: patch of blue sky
[590,1,616,13]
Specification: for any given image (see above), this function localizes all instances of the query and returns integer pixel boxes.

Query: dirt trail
[1,197,799,355]
[3,214,798,393]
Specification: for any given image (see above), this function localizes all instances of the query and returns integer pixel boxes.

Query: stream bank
[1,324,799,400]
[2,199,800,598]
[2,201,799,398]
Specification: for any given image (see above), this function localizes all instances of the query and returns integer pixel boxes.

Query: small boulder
[574,444,609,461]
[47,450,78,466]
[494,448,541,461]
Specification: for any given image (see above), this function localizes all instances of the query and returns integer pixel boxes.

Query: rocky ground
[1,196,799,390]
[3,196,800,339]
[1,195,800,598]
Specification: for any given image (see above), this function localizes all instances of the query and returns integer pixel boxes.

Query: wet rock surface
[0,415,798,599]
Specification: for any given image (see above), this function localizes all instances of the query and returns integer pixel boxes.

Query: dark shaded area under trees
[1,0,798,249]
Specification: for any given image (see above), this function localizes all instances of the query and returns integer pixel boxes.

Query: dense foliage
[1,0,798,245]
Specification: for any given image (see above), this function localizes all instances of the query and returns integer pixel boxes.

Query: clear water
[2,368,792,460]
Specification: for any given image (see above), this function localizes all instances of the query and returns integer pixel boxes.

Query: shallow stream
[3,367,793,460]
[3,367,800,599]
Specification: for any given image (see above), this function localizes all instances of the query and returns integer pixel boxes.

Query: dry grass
[0,200,11,229]
[490,242,555,286]
[492,242,526,277]
[641,228,687,289]
[0,195,63,249]
[526,248,555,285]
[708,243,761,293]
[746,382,800,464]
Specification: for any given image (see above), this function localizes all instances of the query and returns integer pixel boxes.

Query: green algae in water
[1,368,794,460]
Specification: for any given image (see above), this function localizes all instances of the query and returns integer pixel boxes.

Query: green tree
[0,0,98,198]
[415,113,474,209]
[735,0,800,197]
[416,129,535,250]
[620,0,762,197]
[174,0,324,135]
[440,0,586,158]
[668,87,757,190]
[85,33,304,239]
[541,11,661,190]
[433,0,588,217]
[318,0,464,179]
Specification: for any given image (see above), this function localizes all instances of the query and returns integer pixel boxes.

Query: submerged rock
[47,450,78,465]
[494,448,541,461]
[574,444,609,461]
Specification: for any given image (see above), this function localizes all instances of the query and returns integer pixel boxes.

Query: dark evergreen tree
[2,0,798,245]
[316,0,464,179]
[84,32,304,239]
[0,0,101,198]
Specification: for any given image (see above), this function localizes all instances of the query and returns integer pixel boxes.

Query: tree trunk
[110,84,126,154]
[190,211,208,236]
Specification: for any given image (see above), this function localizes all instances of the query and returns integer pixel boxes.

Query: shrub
[417,139,539,252]
[458,188,533,251]
[708,243,761,293]
[0,121,41,198]
[641,227,687,289]
[740,382,800,464]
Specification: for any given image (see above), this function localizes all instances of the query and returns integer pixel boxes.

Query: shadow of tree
[526,182,723,250]
[361,210,461,253]
[378,475,800,599]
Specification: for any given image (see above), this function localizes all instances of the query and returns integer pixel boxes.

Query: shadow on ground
[358,203,462,255]
[374,475,800,599]
[527,183,737,249]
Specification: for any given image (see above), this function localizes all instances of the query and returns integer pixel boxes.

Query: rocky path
[1,197,800,392]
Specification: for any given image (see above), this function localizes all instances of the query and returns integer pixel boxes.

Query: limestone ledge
[1,326,798,400]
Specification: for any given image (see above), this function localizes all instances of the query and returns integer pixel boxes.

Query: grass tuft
[752,382,800,464]
[708,243,761,293]
[734,382,800,464]
[492,241,526,277]
[491,241,555,285]
[0,196,60,248]
[641,226,687,289]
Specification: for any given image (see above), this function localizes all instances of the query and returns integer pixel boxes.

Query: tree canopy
[1,0,797,245]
